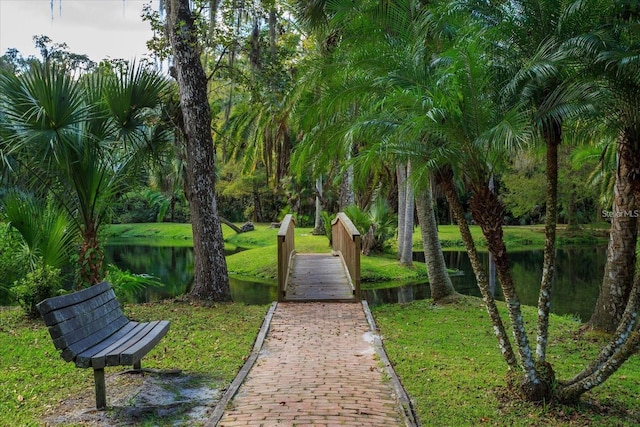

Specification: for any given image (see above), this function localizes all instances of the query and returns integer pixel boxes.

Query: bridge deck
[285,253,355,302]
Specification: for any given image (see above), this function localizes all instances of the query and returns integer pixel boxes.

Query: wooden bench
[37,281,170,409]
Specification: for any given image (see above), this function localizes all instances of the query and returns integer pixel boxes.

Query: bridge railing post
[331,212,361,300]
[277,214,296,302]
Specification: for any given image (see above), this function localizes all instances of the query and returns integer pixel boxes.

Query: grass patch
[0,302,268,426]
[105,223,194,247]
[435,224,609,251]
[372,296,640,426]
[106,221,609,252]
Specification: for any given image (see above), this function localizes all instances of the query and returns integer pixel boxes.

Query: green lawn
[373,296,640,426]
[106,221,610,252]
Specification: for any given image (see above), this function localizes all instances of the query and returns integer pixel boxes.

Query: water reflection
[369,247,606,321]
[104,245,276,304]
[104,244,606,320]
[107,245,194,302]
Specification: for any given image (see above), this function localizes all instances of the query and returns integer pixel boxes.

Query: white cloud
[0,0,160,62]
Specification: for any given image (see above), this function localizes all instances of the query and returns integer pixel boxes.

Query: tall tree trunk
[589,132,638,332]
[400,161,414,266]
[340,163,355,209]
[415,176,455,301]
[438,169,518,370]
[558,125,640,401]
[268,6,277,60]
[396,164,407,260]
[470,183,552,402]
[221,1,242,162]
[536,121,560,362]
[166,0,231,302]
[313,176,324,235]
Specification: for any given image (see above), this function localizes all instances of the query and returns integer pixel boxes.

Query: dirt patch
[42,370,221,426]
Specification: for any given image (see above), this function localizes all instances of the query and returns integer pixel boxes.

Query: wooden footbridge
[277,213,361,302]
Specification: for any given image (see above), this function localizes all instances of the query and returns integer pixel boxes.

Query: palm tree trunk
[166,0,231,302]
[589,132,638,332]
[340,162,355,209]
[397,164,407,260]
[536,121,560,361]
[400,161,414,266]
[415,176,455,301]
[470,183,552,401]
[438,169,518,370]
[313,176,324,235]
[78,226,105,288]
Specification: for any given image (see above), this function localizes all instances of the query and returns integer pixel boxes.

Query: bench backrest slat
[47,297,122,340]
[38,281,112,316]
[51,302,126,350]
[37,282,129,363]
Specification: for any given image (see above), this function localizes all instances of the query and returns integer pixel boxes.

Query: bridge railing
[277,214,296,302]
[331,212,361,300]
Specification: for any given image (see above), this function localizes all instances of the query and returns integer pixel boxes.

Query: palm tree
[421,22,539,387]
[290,0,458,300]
[574,2,640,333]
[0,62,170,287]
[2,191,76,272]
[440,0,640,402]
[550,0,640,400]
[455,0,604,364]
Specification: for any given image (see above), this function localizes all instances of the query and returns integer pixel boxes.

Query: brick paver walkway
[216,302,409,427]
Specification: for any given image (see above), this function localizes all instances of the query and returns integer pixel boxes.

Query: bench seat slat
[89,322,149,368]
[104,321,163,367]
[119,320,170,366]
[74,322,139,368]
[61,315,130,362]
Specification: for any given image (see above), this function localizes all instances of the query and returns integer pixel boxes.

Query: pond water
[372,247,606,321]
[104,245,606,321]
[104,245,279,304]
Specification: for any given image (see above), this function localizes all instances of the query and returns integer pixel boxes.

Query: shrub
[0,222,29,304]
[105,264,163,303]
[12,265,63,318]
[344,199,397,254]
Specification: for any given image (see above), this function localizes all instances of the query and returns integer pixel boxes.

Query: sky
[0,0,161,62]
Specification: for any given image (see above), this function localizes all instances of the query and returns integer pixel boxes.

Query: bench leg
[93,368,107,410]
[133,360,141,370]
